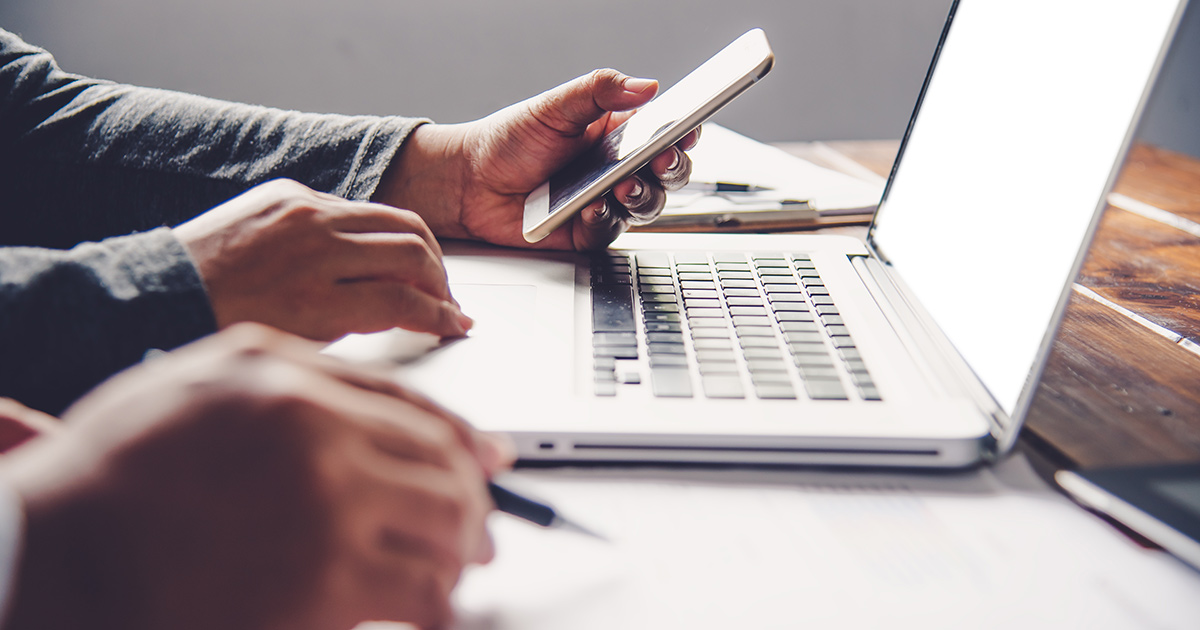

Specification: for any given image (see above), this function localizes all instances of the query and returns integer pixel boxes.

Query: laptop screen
[869,0,1184,417]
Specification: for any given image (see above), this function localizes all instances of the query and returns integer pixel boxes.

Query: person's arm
[0,229,217,415]
[0,27,423,249]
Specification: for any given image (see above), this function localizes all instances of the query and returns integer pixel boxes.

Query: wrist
[373,122,470,238]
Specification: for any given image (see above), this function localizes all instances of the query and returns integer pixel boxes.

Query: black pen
[488,482,607,540]
[681,180,774,194]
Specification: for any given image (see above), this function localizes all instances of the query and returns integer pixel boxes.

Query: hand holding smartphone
[521,28,775,243]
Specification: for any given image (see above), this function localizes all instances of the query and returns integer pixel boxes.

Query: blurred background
[1,0,1196,155]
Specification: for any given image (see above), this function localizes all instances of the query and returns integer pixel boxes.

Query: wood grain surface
[783,139,1200,469]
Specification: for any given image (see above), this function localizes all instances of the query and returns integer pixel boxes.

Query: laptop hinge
[851,255,1011,456]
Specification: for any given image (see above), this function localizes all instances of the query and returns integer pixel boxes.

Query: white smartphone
[521,28,775,243]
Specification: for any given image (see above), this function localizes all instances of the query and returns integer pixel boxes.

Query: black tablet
[1057,463,1200,571]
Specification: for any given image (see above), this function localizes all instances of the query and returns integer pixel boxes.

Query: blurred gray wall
[0,0,1195,154]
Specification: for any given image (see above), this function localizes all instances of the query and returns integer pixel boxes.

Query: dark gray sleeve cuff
[0,228,217,415]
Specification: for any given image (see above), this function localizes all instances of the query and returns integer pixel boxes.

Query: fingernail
[456,310,475,333]
[624,178,644,205]
[623,76,656,94]
[666,148,681,171]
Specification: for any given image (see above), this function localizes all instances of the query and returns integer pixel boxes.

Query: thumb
[528,68,658,137]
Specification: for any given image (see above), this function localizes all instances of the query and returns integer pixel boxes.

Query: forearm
[0,28,426,248]
[0,229,217,415]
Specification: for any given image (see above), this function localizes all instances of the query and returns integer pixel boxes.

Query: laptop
[327,0,1188,467]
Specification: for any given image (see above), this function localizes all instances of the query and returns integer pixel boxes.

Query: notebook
[327,0,1187,467]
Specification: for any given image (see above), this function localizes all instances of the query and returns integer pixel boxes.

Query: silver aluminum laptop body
[327,0,1187,468]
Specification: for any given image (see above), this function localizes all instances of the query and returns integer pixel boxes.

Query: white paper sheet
[664,124,885,215]
[358,456,1200,630]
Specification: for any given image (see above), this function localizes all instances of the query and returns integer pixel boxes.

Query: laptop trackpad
[325,253,579,423]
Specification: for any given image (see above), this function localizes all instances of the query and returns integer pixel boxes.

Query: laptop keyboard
[591,252,882,402]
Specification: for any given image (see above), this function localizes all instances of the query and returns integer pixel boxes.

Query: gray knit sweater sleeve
[0,28,427,413]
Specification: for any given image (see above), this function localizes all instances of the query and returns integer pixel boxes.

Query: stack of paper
[639,124,885,232]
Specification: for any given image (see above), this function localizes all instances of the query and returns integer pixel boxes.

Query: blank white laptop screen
[871,0,1183,414]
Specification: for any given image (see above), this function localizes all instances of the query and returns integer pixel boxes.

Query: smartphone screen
[522,29,773,242]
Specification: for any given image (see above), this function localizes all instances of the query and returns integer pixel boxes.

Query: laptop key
[711,253,748,263]
[768,293,807,303]
[717,270,754,280]
[691,328,733,339]
[643,302,680,313]
[754,383,797,400]
[793,354,836,368]
[593,346,638,360]
[820,315,845,325]
[635,253,670,268]
[720,279,758,289]
[637,267,672,277]
[594,381,617,397]
[594,332,637,346]
[830,336,857,349]
[637,275,674,285]
[715,262,751,272]
[694,338,734,350]
[690,318,731,329]
[858,385,883,401]
[687,307,726,319]
[777,311,817,322]
[729,306,769,317]
[746,359,789,373]
[592,273,632,286]
[641,293,677,303]
[734,326,775,337]
[781,322,820,334]
[695,349,738,363]
[699,362,740,375]
[646,332,684,344]
[742,347,784,360]
[650,355,688,368]
[804,380,848,401]
[640,286,677,296]
[722,288,761,298]
[680,280,717,291]
[726,296,765,307]
[740,336,783,349]
[592,285,635,332]
[702,375,746,399]
[683,289,720,299]
[648,343,685,355]
[798,365,840,380]
[766,285,804,294]
[732,315,773,327]
[644,312,682,322]
[651,368,694,397]
[645,321,683,333]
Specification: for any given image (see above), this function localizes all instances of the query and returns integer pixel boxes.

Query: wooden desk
[777,140,1200,469]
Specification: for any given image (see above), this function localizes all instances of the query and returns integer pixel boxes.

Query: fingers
[610,174,668,226]
[0,398,61,453]
[527,69,659,137]
[335,281,472,339]
[335,232,452,302]
[325,203,445,259]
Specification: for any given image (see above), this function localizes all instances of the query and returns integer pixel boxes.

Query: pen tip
[553,516,610,542]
